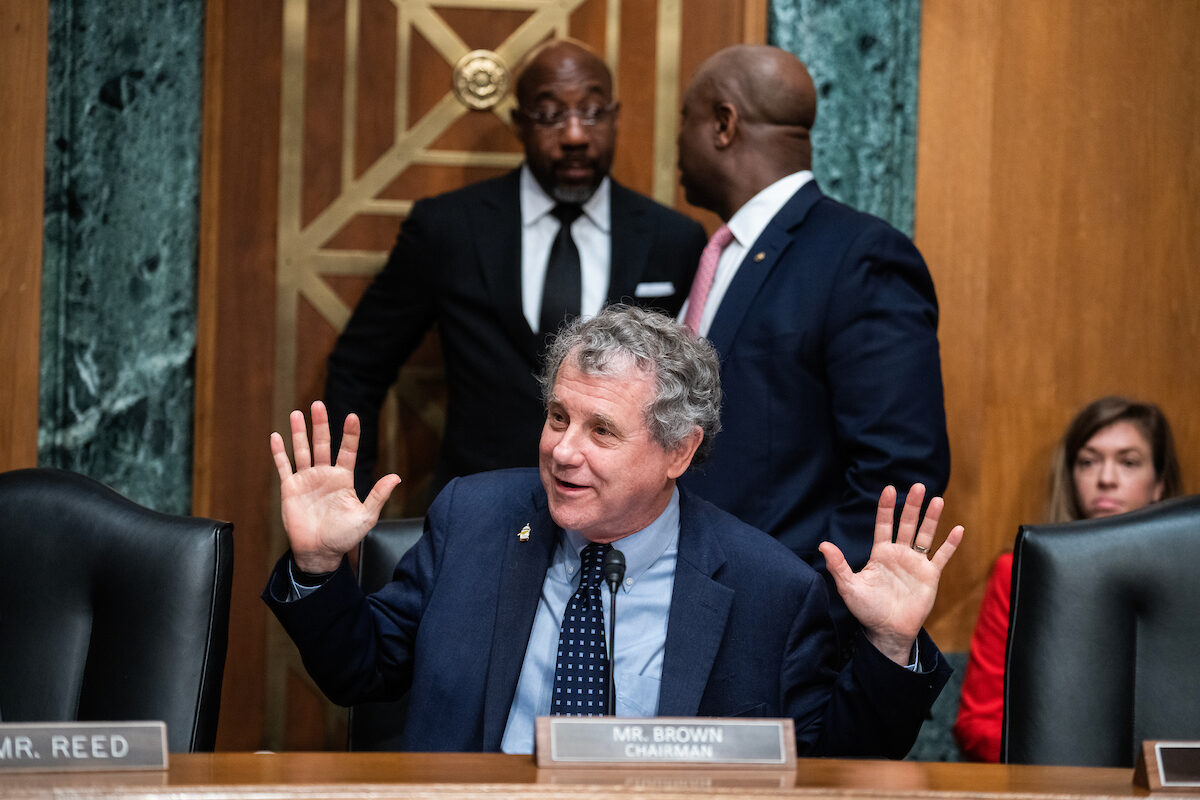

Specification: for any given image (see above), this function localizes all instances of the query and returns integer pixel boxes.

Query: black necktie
[551,541,611,716]
[539,204,583,336]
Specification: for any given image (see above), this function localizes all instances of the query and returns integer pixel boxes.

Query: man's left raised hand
[818,484,964,666]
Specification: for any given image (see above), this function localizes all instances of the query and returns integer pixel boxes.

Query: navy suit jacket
[265,469,949,755]
[681,181,950,635]
[325,170,706,497]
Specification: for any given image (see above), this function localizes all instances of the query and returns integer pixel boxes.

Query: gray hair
[539,305,723,463]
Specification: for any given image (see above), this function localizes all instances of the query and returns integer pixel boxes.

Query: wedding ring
[913,544,929,553]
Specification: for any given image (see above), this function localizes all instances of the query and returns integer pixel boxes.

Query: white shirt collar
[519,164,611,232]
[726,170,814,250]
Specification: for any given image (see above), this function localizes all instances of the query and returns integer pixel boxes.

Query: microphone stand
[602,548,626,717]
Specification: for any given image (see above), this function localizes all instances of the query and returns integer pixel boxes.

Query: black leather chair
[0,468,233,752]
[346,516,425,751]
[1002,494,1200,767]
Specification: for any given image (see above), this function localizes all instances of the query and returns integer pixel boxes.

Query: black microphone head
[603,547,626,593]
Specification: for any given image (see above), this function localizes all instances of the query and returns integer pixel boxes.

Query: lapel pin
[754,251,766,262]
[518,523,531,542]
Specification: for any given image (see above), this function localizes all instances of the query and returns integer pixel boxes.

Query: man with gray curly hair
[539,305,722,464]
[265,305,963,757]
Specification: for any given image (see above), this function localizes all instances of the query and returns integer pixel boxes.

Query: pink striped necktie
[683,224,734,334]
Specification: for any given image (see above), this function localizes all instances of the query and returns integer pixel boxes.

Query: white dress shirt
[520,166,611,333]
[678,170,814,337]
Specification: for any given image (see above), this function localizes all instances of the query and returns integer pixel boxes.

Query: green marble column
[769,0,921,235]
[40,0,204,514]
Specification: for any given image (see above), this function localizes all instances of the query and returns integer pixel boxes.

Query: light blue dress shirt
[499,488,681,754]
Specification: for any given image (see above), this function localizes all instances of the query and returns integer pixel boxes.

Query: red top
[953,553,1013,762]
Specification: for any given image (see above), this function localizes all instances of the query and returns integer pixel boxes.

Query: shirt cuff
[287,559,334,601]
[905,640,920,672]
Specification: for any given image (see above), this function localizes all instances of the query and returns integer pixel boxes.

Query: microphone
[603,548,625,594]
[602,548,625,716]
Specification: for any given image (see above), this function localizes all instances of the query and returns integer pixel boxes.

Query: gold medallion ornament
[452,50,510,111]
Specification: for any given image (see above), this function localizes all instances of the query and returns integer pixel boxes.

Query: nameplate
[1135,741,1200,792]
[535,716,795,769]
[0,721,167,773]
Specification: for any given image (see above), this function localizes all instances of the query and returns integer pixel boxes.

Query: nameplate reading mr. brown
[536,717,795,769]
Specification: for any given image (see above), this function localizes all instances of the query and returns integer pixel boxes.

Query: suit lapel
[475,170,537,350]
[606,181,653,302]
[481,487,557,748]
[706,181,824,355]
[657,490,735,716]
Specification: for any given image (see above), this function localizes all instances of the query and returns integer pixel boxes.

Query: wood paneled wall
[0,1,47,473]
[194,0,284,751]
[916,0,1200,649]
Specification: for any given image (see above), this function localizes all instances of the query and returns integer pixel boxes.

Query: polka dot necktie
[550,541,612,716]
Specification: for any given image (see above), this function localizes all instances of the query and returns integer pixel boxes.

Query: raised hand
[818,484,964,665]
[270,400,401,573]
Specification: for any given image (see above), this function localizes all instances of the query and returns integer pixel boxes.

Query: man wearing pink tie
[675,45,950,650]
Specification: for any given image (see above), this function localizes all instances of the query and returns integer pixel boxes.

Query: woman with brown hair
[953,396,1184,762]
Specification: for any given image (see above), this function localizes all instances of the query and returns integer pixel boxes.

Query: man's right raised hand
[270,400,401,573]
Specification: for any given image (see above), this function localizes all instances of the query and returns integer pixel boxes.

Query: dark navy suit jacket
[681,181,951,636]
[265,469,949,755]
[324,170,706,497]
